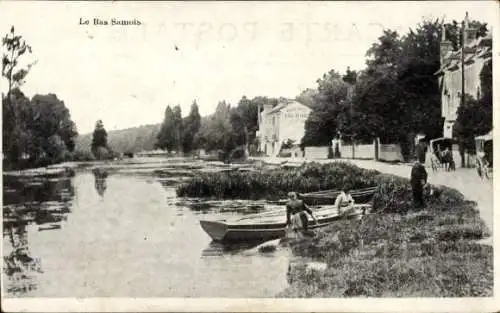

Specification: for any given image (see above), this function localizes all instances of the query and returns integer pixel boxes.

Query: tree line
[145,17,492,163]
[2,26,78,170]
[5,16,491,169]
[298,18,491,161]
[153,96,279,161]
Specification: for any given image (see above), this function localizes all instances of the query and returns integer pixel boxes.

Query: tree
[2,89,34,164]
[2,26,36,167]
[301,69,349,147]
[355,29,405,141]
[365,29,403,70]
[342,66,358,85]
[348,21,446,158]
[193,101,235,160]
[301,109,339,147]
[31,94,78,150]
[2,90,78,167]
[91,120,108,158]
[399,19,446,139]
[2,27,78,169]
[182,100,201,153]
[172,105,183,153]
[229,108,246,147]
[296,88,319,109]
[2,26,36,101]
[156,106,176,152]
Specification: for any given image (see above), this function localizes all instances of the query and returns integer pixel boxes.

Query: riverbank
[277,176,491,297]
[172,159,493,296]
[250,156,493,240]
[3,156,492,297]
[279,211,492,297]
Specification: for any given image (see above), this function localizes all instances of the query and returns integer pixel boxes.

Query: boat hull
[200,204,371,243]
[200,220,286,242]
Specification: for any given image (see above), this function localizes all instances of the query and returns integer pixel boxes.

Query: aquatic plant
[176,162,382,200]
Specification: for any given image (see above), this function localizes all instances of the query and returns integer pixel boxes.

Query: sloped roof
[435,37,492,75]
[265,100,310,114]
[267,102,287,114]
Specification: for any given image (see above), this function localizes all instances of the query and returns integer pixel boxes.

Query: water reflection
[3,175,75,296]
[3,176,75,206]
[3,167,290,298]
[92,169,108,197]
[3,223,43,296]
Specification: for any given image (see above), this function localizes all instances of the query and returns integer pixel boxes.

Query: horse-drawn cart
[429,137,457,172]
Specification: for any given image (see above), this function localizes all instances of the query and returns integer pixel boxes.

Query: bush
[176,161,470,215]
[68,150,96,162]
[176,161,382,200]
[228,146,247,162]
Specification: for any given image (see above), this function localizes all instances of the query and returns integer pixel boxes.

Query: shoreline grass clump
[176,162,381,200]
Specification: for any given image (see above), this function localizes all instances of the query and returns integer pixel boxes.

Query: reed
[176,162,381,200]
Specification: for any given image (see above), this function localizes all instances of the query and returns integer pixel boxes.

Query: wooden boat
[199,203,372,243]
[299,186,378,205]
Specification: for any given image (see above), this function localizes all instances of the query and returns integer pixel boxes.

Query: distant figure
[416,141,427,164]
[334,142,341,158]
[286,192,318,234]
[334,188,355,214]
[410,161,428,209]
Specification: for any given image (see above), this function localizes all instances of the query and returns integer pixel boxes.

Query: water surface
[3,162,291,297]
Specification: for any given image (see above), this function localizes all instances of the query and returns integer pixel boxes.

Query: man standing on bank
[286,192,318,235]
[410,160,428,209]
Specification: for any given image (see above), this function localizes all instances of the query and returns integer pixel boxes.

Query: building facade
[256,99,312,156]
[435,13,492,138]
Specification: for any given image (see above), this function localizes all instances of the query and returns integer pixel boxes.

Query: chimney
[440,20,453,64]
[463,12,477,48]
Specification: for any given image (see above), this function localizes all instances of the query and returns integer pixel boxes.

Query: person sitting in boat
[286,192,318,234]
[334,188,355,214]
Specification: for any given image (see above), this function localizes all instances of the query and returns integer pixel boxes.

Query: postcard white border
[1,0,500,312]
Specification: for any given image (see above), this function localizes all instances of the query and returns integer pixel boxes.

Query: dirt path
[332,159,493,235]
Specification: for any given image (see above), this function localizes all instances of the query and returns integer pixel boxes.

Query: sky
[0,1,498,134]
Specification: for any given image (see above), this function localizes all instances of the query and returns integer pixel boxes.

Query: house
[256,99,312,157]
[435,13,493,138]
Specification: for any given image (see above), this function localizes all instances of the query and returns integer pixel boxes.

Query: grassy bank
[177,161,492,296]
[279,180,492,297]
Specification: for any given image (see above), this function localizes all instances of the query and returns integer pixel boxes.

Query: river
[2,159,292,298]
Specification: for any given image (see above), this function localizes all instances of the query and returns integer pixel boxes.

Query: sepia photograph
[1,1,498,312]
